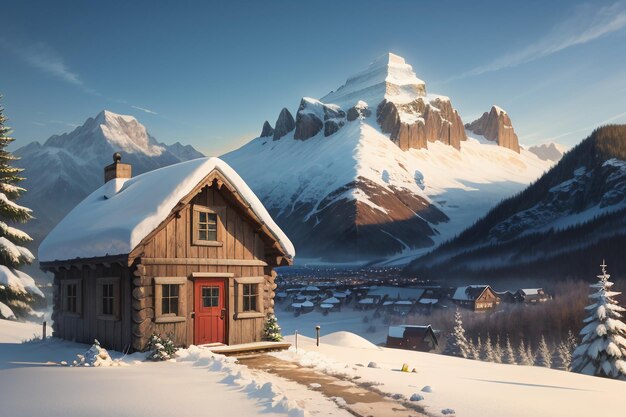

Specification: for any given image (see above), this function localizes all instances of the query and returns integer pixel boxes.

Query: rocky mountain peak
[465,105,520,153]
[321,52,426,108]
[260,121,274,138]
[528,142,567,162]
[273,108,295,141]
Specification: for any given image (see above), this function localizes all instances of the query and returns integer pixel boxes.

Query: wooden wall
[51,263,133,352]
[131,182,277,350]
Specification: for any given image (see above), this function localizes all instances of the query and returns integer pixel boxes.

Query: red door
[194,278,226,345]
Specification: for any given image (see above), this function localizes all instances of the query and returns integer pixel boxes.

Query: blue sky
[1,0,625,155]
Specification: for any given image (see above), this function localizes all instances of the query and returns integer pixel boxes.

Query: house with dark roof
[386,325,439,351]
[39,155,294,351]
[516,288,551,304]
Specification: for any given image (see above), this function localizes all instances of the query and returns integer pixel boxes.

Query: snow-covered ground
[276,333,624,417]
[0,320,347,417]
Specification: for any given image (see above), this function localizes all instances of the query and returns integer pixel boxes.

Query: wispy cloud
[546,111,626,142]
[447,1,626,82]
[131,105,158,115]
[0,38,98,95]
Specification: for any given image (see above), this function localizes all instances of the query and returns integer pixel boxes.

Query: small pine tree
[526,343,535,366]
[0,97,39,319]
[518,339,532,366]
[504,335,516,364]
[468,337,480,360]
[475,336,484,361]
[493,335,503,364]
[571,262,626,379]
[557,330,577,370]
[444,309,470,358]
[536,335,552,368]
[263,313,283,341]
[484,334,496,362]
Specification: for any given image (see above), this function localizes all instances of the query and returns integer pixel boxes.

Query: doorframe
[190,272,233,345]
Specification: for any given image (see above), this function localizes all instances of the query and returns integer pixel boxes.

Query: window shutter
[113,280,121,319]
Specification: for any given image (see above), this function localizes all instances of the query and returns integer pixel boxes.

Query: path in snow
[239,354,427,417]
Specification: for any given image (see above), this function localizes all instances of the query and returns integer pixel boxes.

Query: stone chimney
[104,152,132,183]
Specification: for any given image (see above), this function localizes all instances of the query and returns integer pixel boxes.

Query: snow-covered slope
[407,125,626,280]
[223,53,553,263]
[14,111,204,247]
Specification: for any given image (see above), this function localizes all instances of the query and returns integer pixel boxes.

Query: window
[192,206,224,246]
[154,277,187,323]
[61,279,82,316]
[67,283,78,313]
[242,284,257,312]
[162,284,179,315]
[202,286,220,307]
[235,277,264,319]
[198,212,217,241]
[97,277,120,320]
[102,284,114,315]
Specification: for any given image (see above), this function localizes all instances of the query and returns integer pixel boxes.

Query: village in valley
[1,2,626,417]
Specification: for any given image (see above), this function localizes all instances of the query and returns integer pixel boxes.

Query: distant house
[367,286,425,303]
[494,290,519,304]
[516,288,551,303]
[386,325,439,351]
[39,155,294,351]
[452,285,499,311]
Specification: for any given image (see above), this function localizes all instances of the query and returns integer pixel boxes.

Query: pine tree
[493,335,503,364]
[484,334,496,362]
[262,313,283,341]
[526,343,535,366]
[518,339,532,366]
[571,262,626,379]
[444,309,470,358]
[557,330,577,370]
[504,335,516,364]
[536,335,552,368]
[469,337,480,360]
[0,97,38,319]
[475,336,484,361]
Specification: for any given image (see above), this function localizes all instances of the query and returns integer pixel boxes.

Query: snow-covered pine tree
[571,262,626,379]
[468,337,480,360]
[517,339,532,366]
[262,313,283,341]
[526,343,535,366]
[0,97,41,320]
[504,335,516,364]
[557,330,577,370]
[536,335,552,368]
[444,309,470,358]
[484,334,496,362]
[493,335,503,364]
[475,336,484,360]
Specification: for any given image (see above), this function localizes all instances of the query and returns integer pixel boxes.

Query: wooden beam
[141,257,268,267]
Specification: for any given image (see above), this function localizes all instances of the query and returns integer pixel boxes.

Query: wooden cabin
[386,325,439,352]
[452,285,499,312]
[39,155,294,352]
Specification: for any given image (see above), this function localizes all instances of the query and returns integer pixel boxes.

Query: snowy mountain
[406,124,626,281]
[223,53,554,263]
[15,110,204,246]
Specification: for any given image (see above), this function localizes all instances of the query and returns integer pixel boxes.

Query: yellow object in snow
[401,363,409,372]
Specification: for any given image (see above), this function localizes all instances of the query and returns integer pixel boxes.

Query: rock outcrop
[260,121,274,138]
[273,108,295,141]
[347,101,372,121]
[465,106,520,153]
[294,98,346,140]
[377,97,466,151]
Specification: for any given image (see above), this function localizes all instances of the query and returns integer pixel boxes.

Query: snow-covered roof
[304,286,320,292]
[358,298,374,304]
[322,297,340,304]
[39,157,295,262]
[367,286,425,300]
[519,288,541,295]
[301,301,314,307]
[452,285,490,301]
[320,303,334,309]
[419,298,439,305]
